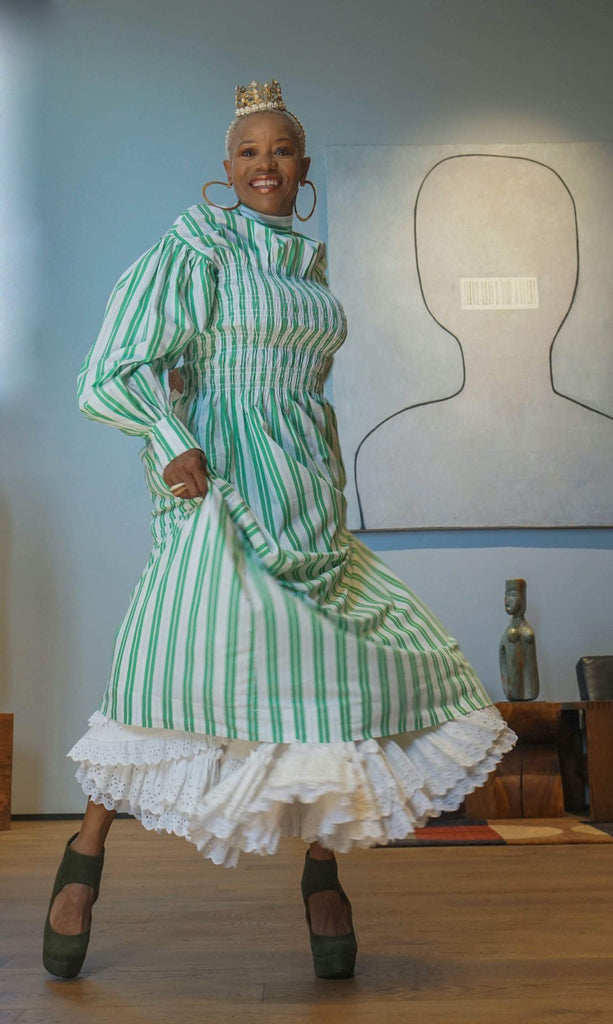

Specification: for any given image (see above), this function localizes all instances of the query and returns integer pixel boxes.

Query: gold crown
[225,78,306,158]
[235,78,286,117]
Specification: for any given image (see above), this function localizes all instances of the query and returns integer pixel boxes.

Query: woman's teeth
[250,179,281,190]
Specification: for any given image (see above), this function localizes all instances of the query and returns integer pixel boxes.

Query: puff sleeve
[77,230,216,468]
[310,243,329,287]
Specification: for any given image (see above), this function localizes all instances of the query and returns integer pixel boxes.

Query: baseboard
[11,813,134,820]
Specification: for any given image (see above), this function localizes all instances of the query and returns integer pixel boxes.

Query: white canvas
[326,143,613,529]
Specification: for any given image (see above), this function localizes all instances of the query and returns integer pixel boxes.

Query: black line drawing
[351,153,612,531]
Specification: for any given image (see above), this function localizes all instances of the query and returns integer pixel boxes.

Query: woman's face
[223,111,310,217]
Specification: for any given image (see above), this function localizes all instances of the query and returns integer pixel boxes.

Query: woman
[43,79,518,982]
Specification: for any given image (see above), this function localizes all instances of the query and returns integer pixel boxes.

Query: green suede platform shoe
[300,850,358,979]
[42,831,105,979]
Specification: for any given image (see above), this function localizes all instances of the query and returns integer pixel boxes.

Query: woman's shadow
[353,154,613,529]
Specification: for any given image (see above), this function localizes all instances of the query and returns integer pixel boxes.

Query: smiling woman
[43,77,517,985]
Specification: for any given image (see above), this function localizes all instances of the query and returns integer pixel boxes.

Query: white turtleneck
[238,203,293,232]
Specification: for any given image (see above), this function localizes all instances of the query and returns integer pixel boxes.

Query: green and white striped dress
[67,200,517,866]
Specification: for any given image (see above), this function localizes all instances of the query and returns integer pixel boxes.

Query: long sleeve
[77,230,216,467]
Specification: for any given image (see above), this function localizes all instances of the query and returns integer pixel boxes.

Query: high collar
[237,202,293,232]
[172,202,326,279]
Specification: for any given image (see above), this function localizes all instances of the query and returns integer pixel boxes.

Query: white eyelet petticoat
[67,705,517,868]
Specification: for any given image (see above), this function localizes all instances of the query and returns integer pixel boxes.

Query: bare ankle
[309,841,336,861]
[70,833,105,857]
[70,801,117,856]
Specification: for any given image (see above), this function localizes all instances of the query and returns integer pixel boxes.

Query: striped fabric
[77,201,496,743]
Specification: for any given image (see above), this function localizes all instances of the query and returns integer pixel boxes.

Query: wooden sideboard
[0,713,14,830]
[464,701,613,820]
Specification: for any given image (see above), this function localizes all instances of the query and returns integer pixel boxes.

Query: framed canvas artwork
[326,143,613,529]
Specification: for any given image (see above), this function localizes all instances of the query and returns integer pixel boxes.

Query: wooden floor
[2,818,613,1023]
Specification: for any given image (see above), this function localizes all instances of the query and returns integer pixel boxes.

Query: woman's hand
[162,448,209,499]
[168,368,185,394]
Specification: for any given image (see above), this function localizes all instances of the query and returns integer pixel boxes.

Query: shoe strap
[301,851,342,903]
[52,831,105,900]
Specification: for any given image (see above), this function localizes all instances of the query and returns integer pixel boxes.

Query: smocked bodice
[170,202,348,396]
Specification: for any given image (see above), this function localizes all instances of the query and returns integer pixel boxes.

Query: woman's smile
[250,175,283,193]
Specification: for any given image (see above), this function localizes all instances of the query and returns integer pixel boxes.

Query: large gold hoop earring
[292,179,317,221]
[201,180,241,210]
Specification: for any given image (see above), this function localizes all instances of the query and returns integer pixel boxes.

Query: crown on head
[235,78,286,117]
[225,78,306,158]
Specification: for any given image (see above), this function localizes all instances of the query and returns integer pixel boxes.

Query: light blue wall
[2,0,612,811]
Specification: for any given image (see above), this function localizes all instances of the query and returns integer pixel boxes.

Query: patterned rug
[378,814,613,847]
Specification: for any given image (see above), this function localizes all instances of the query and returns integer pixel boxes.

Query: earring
[201,180,241,210]
[292,180,317,221]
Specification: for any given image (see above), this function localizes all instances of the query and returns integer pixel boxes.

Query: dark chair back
[575,656,613,700]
